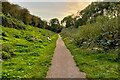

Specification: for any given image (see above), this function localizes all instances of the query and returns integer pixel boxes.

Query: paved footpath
[46,34,86,78]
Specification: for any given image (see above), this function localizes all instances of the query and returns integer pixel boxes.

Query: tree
[20,8,32,25]
[42,20,49,29]
[2,2,11,15]
[31,16,39,27]
[2,1,63,32]
[61,15,74,28]
[74,18,84,28]
[49,18,62,33]
[9,4,21,19]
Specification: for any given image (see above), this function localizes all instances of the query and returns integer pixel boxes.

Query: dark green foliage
[49,18,62,33]
[61,2,119,78]
[2,32,8,37]
[74,18,84,28]
[62,2,120,28]
[78,2,119,25]
[2,2,41,27]
[61,15,119,51]
[61,2,120,51]
[1,1,63,32]
[61,15,75,28]
[2,51,11,59]
[2,15,25,30]
[20,9,32,25]
[24,35,34,42]
[2,43,15,59]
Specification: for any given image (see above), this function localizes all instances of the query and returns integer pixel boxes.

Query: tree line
[61,2,120,28]
[61,1,120,51]
[1,1,62,33]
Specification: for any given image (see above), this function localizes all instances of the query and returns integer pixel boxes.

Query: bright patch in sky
[8,0,90,21]
[8,0,98,2]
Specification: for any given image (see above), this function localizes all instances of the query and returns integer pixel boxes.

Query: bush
[61,16,119,52]
[2,32,8,37]
[2,15,25,30]
[2,43,15,59]
[2,51,11,59]
[25,35,34,42]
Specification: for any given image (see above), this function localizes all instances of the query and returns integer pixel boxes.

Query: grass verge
[62,37,119,79]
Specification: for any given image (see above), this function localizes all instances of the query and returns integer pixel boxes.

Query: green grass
[62,37,119,79]
[1,25,58,78]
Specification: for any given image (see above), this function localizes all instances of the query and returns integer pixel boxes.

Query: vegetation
[61,15,75,28]
[1,25,58,78]
[62,38,119,78]
[50,18,62,33]
[1,1,59,78]
[61,16,119,51]
[1,1,62,33]
[61,1,119,78]
[62,2,120,28]
[0,0,120,79]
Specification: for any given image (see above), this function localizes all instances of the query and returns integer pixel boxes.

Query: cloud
[8,0,103,2]
[62,2,90,17]
[8,1,90,21]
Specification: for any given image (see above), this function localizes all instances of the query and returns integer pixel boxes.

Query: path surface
[46,34,86,78]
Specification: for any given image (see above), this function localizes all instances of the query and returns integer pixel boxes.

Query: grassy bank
[62,37,119,78]
[1,25,58,78]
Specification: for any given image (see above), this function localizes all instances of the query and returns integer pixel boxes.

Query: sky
[8,0,91,21]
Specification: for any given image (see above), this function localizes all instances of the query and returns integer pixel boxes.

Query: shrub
[2,15,25,30]
[2,51,11,59]
[2,43,15,59]
[24,35,34,42]
[2,32,8,37]
[61,16,119,52]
